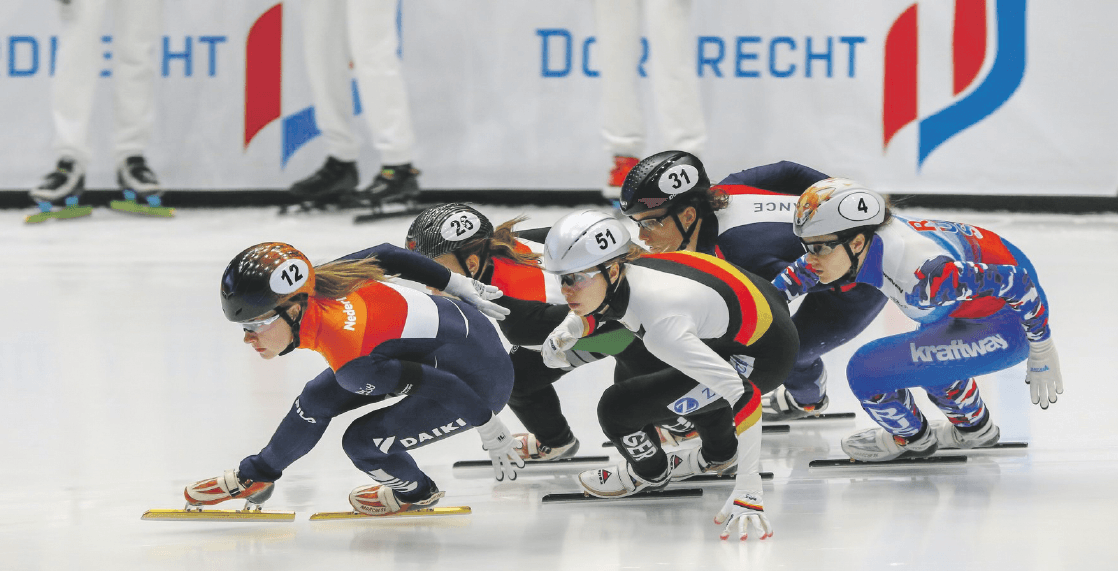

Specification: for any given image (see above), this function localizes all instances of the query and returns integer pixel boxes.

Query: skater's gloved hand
[444,273,510,321]
[1026,337,1063,409]
[541,312,586,369]
[475,414,524,481]
[715,489,773,541]
[773,258,821,302]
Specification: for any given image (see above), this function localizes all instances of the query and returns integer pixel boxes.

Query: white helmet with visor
[543,210,632,275]
[793,178,886,238]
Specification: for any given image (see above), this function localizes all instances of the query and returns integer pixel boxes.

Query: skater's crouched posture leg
[587,368,737,497]
[186,368,380,507]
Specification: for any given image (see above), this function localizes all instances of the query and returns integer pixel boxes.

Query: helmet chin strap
[454,248,491,281]
[671,212,698,252]
[275,298,307,356]
[839,237,866,283]
[588,263,625,318]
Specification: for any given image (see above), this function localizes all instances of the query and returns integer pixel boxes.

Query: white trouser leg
[645,0,705,156]
[301,0,361,162]
[111,0,162,165]
[53,0,111,168]
[593,0,644,158]
[346,0,415,166]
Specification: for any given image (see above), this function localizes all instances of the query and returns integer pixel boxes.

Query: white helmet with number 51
[793,178,887,238]
[543,210,632,274]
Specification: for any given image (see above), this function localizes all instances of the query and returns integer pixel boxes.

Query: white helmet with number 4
[793,178,887,238]
[543,210,632,274]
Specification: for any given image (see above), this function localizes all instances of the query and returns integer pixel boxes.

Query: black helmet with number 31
[220,242,316,323]
[618,150,711,216]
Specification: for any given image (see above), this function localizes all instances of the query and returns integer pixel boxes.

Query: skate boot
[577,461,670,498]
[602,155,639,202]
[513,433,580,461]
[354,163,420,207]
[933,419,1000,450]
[668,447,738,481]
[30,157,85,205]
[113,155,173,216]
[287,156,359,210]
[349,482,445,516]
[184,469,275,507]
[841,423,938,462]
[762,384,829,422]
[26,157,92,223]
[655,418,701,447]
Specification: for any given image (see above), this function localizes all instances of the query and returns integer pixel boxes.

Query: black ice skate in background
[281,157,434,222]
[281,156,360,213]
[352,163,435,224]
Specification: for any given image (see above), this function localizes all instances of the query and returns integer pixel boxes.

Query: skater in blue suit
[773,178,1064,461]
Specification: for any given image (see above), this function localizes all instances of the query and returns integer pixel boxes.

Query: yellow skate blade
[141,508,295,522]
[25,205,93,224]
[309,506,471,520]
[110,200,175,217]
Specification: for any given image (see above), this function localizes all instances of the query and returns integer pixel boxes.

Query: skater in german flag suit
[540,210,798,541]
[775,179,1064,462]
[405,204,640,462]
[184,242,522,516]
[618,151,888,423]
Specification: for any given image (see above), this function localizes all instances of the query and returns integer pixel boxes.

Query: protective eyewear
[559,270,602,288]
[631,212,674,231]
[801,238,847,257]
[240,312,282,333]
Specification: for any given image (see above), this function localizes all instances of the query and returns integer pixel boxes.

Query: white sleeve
[640,315,746,407]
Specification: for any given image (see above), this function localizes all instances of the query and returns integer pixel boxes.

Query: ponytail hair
[312,258,390,299]
[484,216,542,266]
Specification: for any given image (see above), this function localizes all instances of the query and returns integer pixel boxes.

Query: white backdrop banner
[0,0,1115,196]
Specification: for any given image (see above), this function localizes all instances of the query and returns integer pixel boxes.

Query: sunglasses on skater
[559,269,602,288]
[801,238,848,257]
[630,211,674,231]
[239,312,283,333]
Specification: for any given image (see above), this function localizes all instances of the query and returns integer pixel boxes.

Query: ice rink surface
[4,204,1117,570]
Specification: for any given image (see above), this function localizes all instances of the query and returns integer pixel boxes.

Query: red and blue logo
[242,3,365,167]
[882,0,1026,167]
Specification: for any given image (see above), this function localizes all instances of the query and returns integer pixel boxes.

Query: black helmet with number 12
[220,242,315,323]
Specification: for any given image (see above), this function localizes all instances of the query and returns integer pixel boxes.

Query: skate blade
[25,206,93,224]
[309,506,471,520]
[141,508,295,522]
[789,412,856,421]
[110,200,175,217]
[938,441,1028,451]
[452,455,610,469]
[808,455,968,469]
[353,202,437,224]
[542,488,702,504]
[672,472,773,483]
